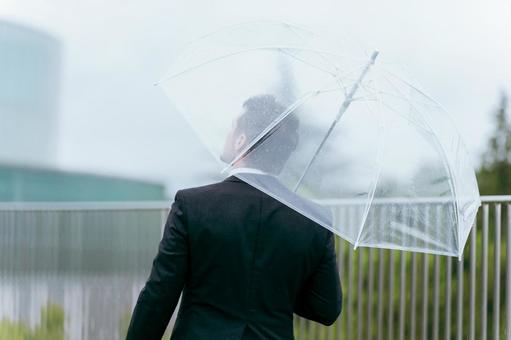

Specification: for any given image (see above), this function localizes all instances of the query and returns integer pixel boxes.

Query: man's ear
[234,133,246,151]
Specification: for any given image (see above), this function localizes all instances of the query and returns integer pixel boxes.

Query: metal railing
[0,202,170,340]
[295,197,511,340]
[0,197,509,339]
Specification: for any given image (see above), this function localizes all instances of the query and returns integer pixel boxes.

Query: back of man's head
[236,94,300,174]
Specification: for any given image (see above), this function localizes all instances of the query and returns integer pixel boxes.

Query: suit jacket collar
[223,167,273,183]
[223,175,243,183]
[222,173,275,184]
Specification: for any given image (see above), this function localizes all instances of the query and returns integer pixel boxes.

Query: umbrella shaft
[293,51,379,192]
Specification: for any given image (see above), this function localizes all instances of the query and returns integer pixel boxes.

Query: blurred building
[0,20,166,201]
[0,20,60,167]
[0,164,166,201]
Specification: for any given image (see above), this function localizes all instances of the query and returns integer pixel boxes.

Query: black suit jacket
[126,175,342,340]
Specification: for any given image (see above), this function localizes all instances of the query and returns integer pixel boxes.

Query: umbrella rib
[272,22,358,93]
[372,89,442,109]
[292,51,379,193]
[353,92,386,249]
[380,72,462,253]
[157,46,353,84]
[277,48,338,76]
[279,23,342,78]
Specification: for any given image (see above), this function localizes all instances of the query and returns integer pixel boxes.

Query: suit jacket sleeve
[294,231,342,326]
[126,191,188,340]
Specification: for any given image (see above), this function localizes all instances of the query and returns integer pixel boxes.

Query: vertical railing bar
[357,246,364,340]
[377,248,384,340]
[469,220,477,340]
[298,317,305,340]
[421,205,430,340]
[433,254,440,340]
[506,204,511,340]
[347,244,354,340]
[433,204,441,340]
[399,250,406,340]
[410,205,418,340]
[334,215,345,340]
[445,256,452,340]
[160,209,167,237]
[456,250,463,340]
[387,249,395,340]
[293,317,298,340]
[375,205,385,340]
[347,205,355,340]
[421,253,429,340]
[386,204,396,340]
[482,204,489,340]
[346,245,355,339]
[308,317,315,339]
[410,252,417,339]
[336,206,347,340]
[493,204,501,340]
[318,322,325,340]
[328,310,335,339]
[367,247,374,340]
[388,204,396,340]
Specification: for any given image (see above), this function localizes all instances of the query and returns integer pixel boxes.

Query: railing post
[506,204,511,340]
[298,317,305,340]
[421,205,430,340]
[421,253,429,340]
[456,251,464,340]
[445,256,452,340]
[482,204,489,340]
[399,250,406,340]
[377,248,384,340]
[410,212,418,339]
[493,204,501,340]
[347,244,354,340]
[357,246,364,340]
[387,249,395,340]
[469,221,477,340]
[367,247,374,340]
[433,204,441,340]
[334,234,344,340]
[160,209,168,236]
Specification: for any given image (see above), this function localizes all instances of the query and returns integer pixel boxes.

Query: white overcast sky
[1,0,510,195]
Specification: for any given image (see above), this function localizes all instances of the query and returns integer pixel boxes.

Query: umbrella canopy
[159,21,480,257]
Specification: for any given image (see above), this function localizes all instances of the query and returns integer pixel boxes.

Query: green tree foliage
[477,92,511,194]
[0,303,64,340]
[0,319,31,340]
[31,303,65,340]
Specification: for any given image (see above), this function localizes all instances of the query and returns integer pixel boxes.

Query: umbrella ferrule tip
[370,50,379,63]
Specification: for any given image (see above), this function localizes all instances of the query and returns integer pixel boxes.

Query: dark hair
[235,94,299,174]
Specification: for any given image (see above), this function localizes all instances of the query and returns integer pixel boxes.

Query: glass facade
[0,164,166,201]
[0,20,60,167]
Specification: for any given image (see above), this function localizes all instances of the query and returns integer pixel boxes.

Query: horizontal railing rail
[0,200,172,211]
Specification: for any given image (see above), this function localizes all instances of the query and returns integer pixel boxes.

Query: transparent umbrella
[159,21,480,257]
